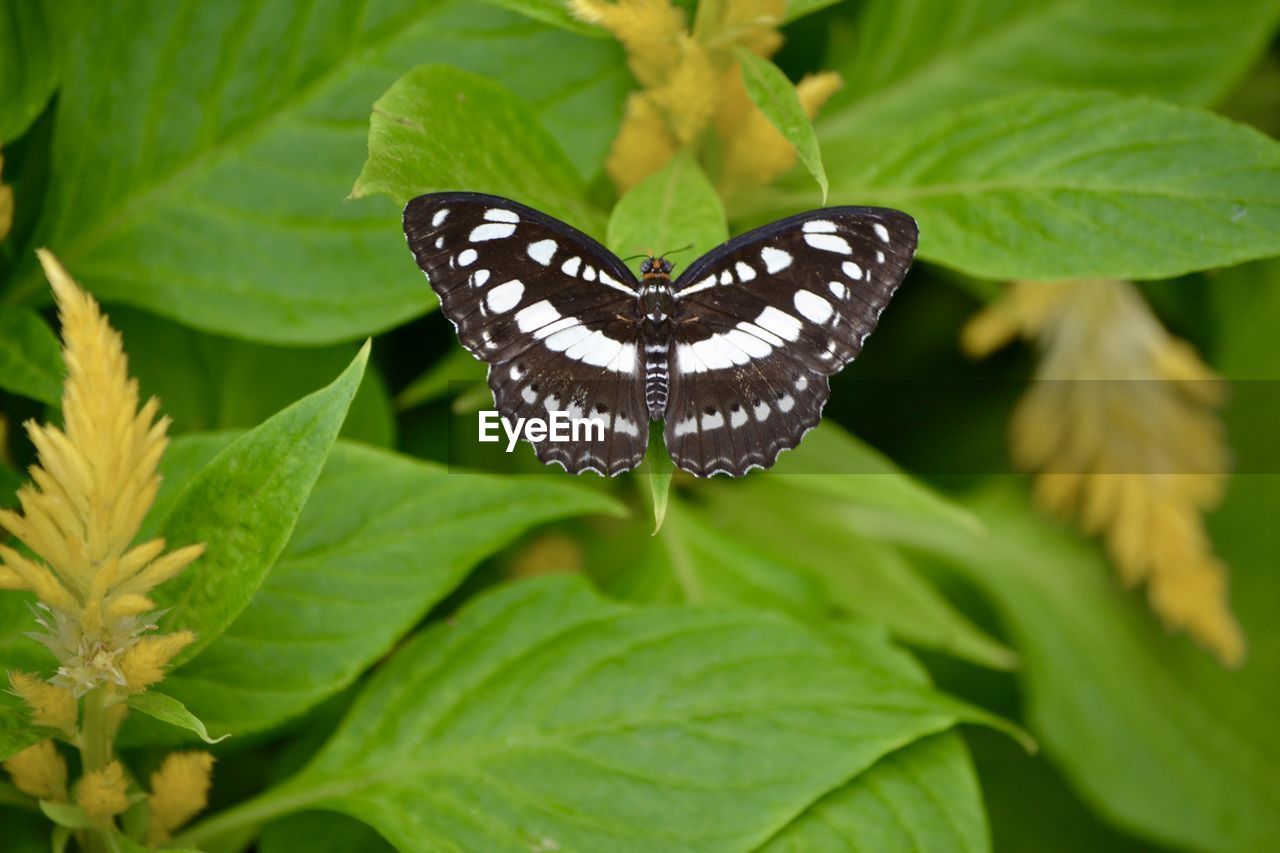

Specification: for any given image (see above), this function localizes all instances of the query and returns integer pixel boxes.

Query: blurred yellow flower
[3,740,67,801]
[77,759,129,819]
[0,250,204,697]
[9,671,78,736]
[575,0,840,194]
[964,280,1243,666]
[147,750,215,845]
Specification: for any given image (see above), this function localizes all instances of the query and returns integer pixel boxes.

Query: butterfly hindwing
[404,192,650,475]
[663,207,918,476]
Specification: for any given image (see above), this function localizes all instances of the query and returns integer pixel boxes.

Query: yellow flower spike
[9,671,78,736]
[147,751,215,845]
[965,280,1243,665]
[606,92,680,192]
[650,35,720,145]
[3,740,68,801]
[714,0,787,55]
[77,759,129,819]
[1,251,203,699]
[571,0,687,88]
[120,631,196,691]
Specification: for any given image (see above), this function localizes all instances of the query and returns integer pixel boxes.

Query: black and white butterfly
[404,192,917,477]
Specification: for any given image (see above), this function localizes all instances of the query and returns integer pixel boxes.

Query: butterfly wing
[663,207,918,476]
[404,192,649,475]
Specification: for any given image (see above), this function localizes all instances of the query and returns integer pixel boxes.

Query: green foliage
[733,47,828,200]
[1,1,1278,851]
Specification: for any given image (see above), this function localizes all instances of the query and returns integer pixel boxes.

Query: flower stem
[78,687,113,853]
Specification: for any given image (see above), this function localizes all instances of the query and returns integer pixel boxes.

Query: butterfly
[403,192,918,477]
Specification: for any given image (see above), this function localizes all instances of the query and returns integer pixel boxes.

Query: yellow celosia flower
[9,671,78,736]
[120,630,195,691]
[0,250,204,696]
[571,0,686,87]
[964,280,1244,665]
[77,759,129,819]
[3,739,67,801]
[147,751,215,845]
[579,0,841,194]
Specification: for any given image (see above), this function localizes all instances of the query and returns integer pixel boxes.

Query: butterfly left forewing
[663,207,918,476]
[404,192,649,475]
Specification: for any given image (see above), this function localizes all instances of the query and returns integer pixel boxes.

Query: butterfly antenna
[661,243,695,258]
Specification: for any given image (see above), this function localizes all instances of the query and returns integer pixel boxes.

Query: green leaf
[643,427,675,534]
[353,63,603,233]
[261,813,392,853]
[783,0,843,22]
[0,307,61,405]
[827,0,1280,136]
[152,345,368,663]
[395,345,487,411]
[126,692,229,744]
[605,151,728,263]
[179,576,994,851]
[39,801,95,830]
[474,0,605,37]
[764,733,989,852]
[5,1,625,344]
[918,482,1280,851]
[0,702,43,762]
[733,47,828,201]
[779,89,1280,281]
[0,0,58,144]
[124,437,624,743]
[111,307,395,446]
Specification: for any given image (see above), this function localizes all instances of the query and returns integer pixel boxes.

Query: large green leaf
[0,306,61,405]
[912,483,1280,851]
[763,733,988,852]
[733,47,828,201]
[4,1,625,343]
[827,0,1280,136]
[151,346,367,662]
[757,90,1280,280]
[0,701,43,762]
[353,63,603,232]
[178,577,995,851]
[606,151,727,265]
[0,0,58,144]
[111,306,394,446]
[475,0,605,36]
[123,435,623,742]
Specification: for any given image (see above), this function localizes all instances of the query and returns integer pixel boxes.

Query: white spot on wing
[515,300,560,333]
[754,401,771,421]
[486,279,524,313]
[724,328,771,359]
[561,256,581,276]
[734,262,757,282]
[457,249,477,267]
[510,364,524,380]
[719,270,733,285]
[802,219,838,233]
[828,281,847,299]
[484,208,520,223]
[701,411,725,430]
[794,290,834,324]
[804,233,853,254]
[761,246,792,273]
[843,261,863,280]
[615,416,640,436]
[527,240,556,266]
[471,269,490,287]
[730,407,748,428]
[795,375,809,391]
[521,386,537,404]
[470,223,516,242]
[674,416,697,437]
[566,330,622,368]
[778,394,795,413]
[678,275,716,297]
[431,209,449,227]
[736,321,783,347]
[545,324,592,352]
[532,316,577,340]
[876,250,886,264]
[756,306,803,341]
[873,222,890,242]
[583,266,596,282]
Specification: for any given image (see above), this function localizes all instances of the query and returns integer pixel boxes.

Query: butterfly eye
[641,259,652,273]
[662,259,674,273]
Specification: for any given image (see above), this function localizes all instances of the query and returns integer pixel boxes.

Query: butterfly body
[403,192,917,477]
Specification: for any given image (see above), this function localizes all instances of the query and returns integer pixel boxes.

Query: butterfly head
[640,254,674,280]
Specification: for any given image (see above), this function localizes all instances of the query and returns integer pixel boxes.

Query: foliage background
[1,0,1278,850]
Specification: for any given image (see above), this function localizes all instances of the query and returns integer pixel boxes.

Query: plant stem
[78,687,113,853]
